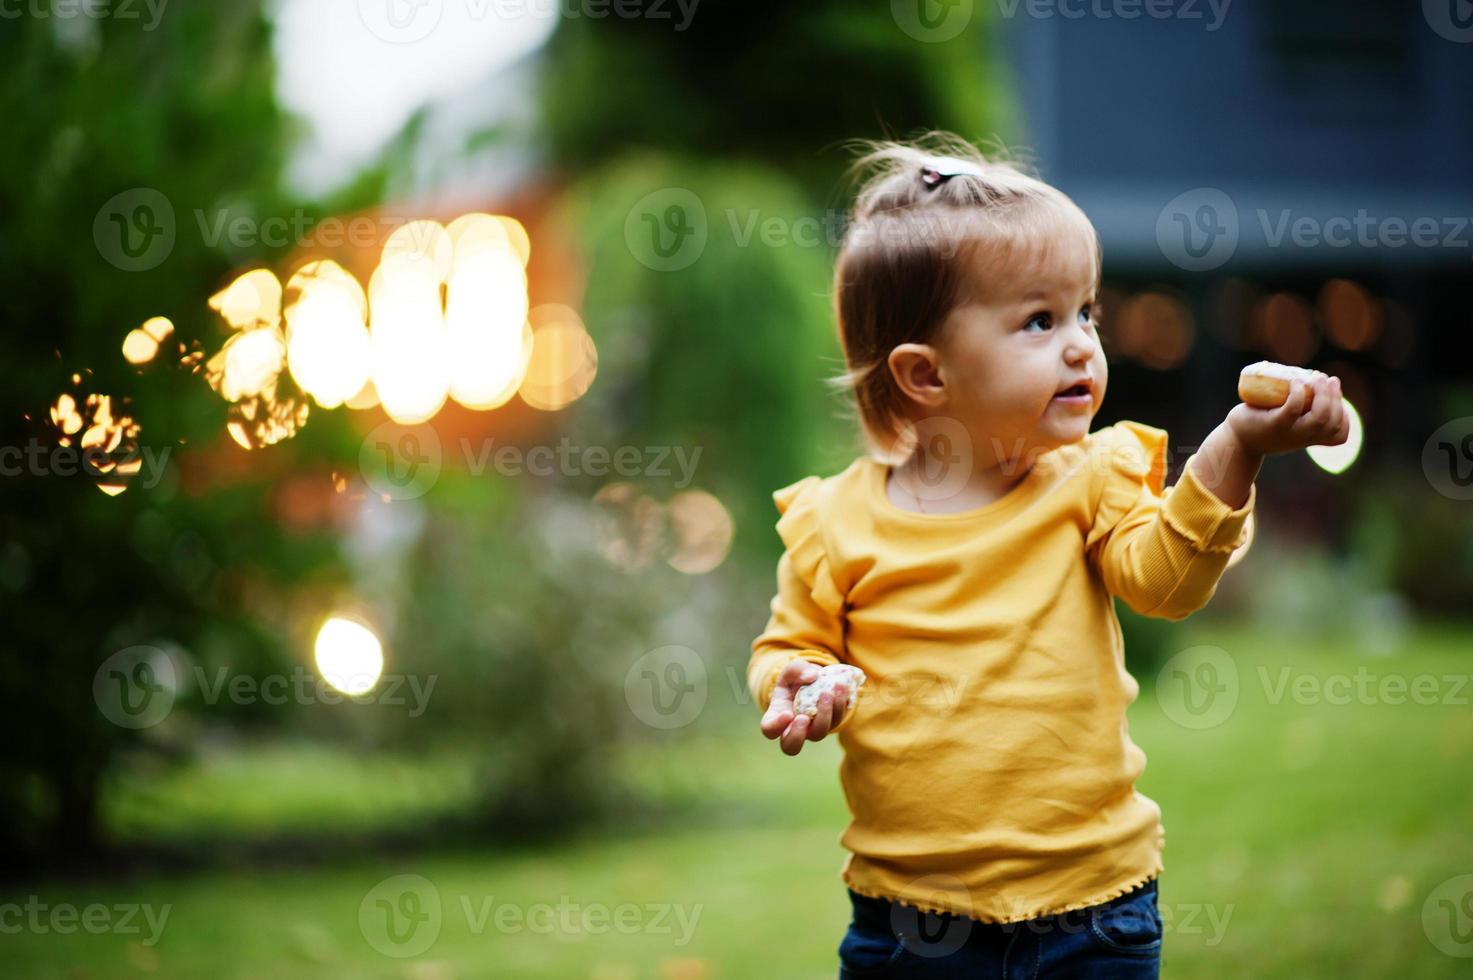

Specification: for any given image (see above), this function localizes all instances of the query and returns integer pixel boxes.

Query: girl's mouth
[1052,384,1093,406]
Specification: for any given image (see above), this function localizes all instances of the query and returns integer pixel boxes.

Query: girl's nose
[1063,323,1099,364]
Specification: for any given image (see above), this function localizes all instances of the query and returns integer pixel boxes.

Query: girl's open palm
[760,659,849,756]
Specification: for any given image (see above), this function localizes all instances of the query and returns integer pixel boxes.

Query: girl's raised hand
[1226,374,1350,458]
[760,659,850,756]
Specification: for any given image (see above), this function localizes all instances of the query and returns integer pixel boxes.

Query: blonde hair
[827,132,1102,463]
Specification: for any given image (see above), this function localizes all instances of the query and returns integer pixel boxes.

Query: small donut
[1238,361,1325,410]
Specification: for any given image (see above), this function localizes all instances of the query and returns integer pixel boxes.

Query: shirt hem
[840,860,1165,925]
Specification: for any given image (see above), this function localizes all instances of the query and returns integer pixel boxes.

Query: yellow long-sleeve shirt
[747,420,1254,923]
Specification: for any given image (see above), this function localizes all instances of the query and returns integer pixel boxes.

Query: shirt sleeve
[1085,421,1255,622]
[747,475,861,732]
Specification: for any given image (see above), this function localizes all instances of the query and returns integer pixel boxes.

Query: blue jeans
[837,878,1162,979]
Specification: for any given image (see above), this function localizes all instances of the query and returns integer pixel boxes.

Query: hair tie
[920,155,987,189]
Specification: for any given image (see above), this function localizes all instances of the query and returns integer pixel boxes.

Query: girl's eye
[1079,304,1095,325]
[1023,313,1051,333]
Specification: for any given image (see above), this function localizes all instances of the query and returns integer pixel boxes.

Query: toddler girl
[747,134,1349,978]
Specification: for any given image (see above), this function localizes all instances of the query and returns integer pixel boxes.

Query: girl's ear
[888,343,947,408]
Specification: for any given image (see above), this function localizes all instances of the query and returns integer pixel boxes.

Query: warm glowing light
[446,248,532,410]
[380,220,453,284]
[50,388,143,494]
[122,316,174,365]
[345,378,381,410]
[284,261,371,409]
[1118,292,1194,371]
[667,490,734,574]
[205,326,287,403]
[1256,293,1319,364]
[313,616,384,696]
[1317,279,1381,352]
[369,258,449,424]
[188,212,549,439]
[50,392,83,437]
[208,269,283,330]
[226,385,310,450]
[593,483,665,571]
[494,216,531,268]
[519,305,597,411]
[1305,398,1362,474]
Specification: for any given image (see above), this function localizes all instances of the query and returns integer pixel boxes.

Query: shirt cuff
[1160,460,1256,554]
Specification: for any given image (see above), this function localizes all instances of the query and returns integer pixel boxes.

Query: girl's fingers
[1284,379,1308,417]
[781,713,809,755]
[761,702,793,739]
[1327,390,1346,441]
[808,694,833,740]
[830,684,849,726]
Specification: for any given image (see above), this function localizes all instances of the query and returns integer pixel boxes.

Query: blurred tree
[540,1,999,199]
[538,0,1005,560]
[0,2,372,870]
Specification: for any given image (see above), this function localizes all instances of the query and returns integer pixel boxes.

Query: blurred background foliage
[1,2,1471,976]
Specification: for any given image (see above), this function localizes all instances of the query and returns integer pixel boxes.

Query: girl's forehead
[963,220,1099,305]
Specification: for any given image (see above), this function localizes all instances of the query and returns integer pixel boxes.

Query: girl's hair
[827,132,1102,463]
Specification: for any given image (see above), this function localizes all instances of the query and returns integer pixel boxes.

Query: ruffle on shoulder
[1086,420,1169,544]
[772,475,846,618]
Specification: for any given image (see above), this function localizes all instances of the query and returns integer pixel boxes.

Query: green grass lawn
[5,620,1472,978]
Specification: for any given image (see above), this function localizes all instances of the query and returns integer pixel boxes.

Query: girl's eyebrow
[1012,285,1097,306]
